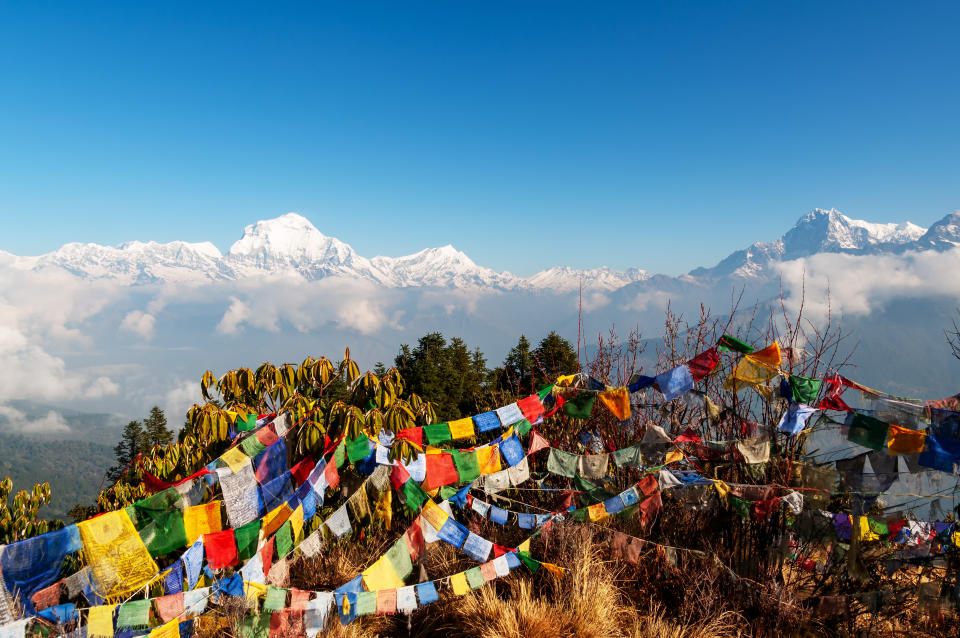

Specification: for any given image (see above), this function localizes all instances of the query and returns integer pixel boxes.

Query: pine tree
[501,335,534,393]
[532,331,579,387]
[142,406,173,450]
[106,420,144,482]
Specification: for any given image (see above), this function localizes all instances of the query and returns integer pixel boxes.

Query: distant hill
[0,433,115,520]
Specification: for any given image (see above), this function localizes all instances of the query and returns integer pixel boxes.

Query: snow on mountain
[3,208,955,292]
[25,239,226,284]
[691,208,931,281]
[526,266,650,292]
[914,211,960,250]
[371,245,522,288]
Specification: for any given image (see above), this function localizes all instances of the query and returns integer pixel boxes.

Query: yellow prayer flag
[77,509,159,599]
[149,619,180,638]
[262,503,293,537]
[220,446,250,474]
[362,555,404,591]
[517,538,531,553]
[858,516,879,542]
[450,572,470,596]
[598,387,631,420]
[555,374,577,387]
[448,417,475,440]
[245,581,267,603]
[887,424,926,455]
[87,605,116,638]
[376,490,393,530]
[290,504,305,541]
[588,503,608,522]
[183,502,222,545]
[476,445,502,475]
[664,449,683,464]
[540,562,566,577]
[713,481,730,501]
[421,500,449,530]
[725,342,782,392]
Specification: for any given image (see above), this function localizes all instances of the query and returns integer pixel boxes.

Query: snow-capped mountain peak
[781,208,926,259]
[527,266,650,292]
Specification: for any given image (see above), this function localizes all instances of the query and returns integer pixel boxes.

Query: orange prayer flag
[598,387,631,420]
[183,502,222,545]
[887,424,926,455]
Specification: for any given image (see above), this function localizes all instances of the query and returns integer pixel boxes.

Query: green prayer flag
[617,504,639,521]
[563,394,595,420]
[117,600,151,629]
[240,435,267,457]
[403,480,429,511]
[612,445,643,468]
[868,517,889,538]
[275,520,294,559]
[537,384,556,401]
[718,334,754,354]
[569,508,588,522]
[729,495,752,519]
[547,448,578,478]
[235,519,261,561]
[130,488,188,557]
[334,438,347,468]
[386,536,413,580]
[516,551,541,573]
[789,375,822,404]
[346,435,372,464]
[573,475,615,505]
[241,612,270,638]
[847,413,889,450]
[438,486,458,501]
[264,586,287,612]
[515,418,532,437]
[238,413,258,432]
[356,591,377,616]
[451,450,480,483]
[465,566,485,590]
[424,423,452,445]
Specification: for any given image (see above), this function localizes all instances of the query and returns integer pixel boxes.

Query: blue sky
[0,1,957,276]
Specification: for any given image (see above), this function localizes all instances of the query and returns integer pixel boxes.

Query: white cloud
[163,379,201,426]
[777,247,960,317]
[581,292,610,312]
[0,407,71,434]
[622,290,672,312]
[120,310,157,340]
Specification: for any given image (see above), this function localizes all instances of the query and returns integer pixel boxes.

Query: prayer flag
[87,605,115,638]
[183,502,222,545]
[517,395,545,424]
[789,375,822,405]
[778,403,818,435]
[78,510,158,600]
[424,423,452,445]
[846,413,889,450]
[598,387,631,420]
[450,572,470,596]
[547,448,578,478]
[376,589,397,615]
[448,417,475,440]
[496,403,524,427]
[476,445,502,475]
[563,393,595,419]
[416,582,438,605]
[499,435,525,467]
[656,365,695,401]
[687,348,720,381]
[473,411,501,433]
[887,424,926,455]
[203,529,238,569]
[220,446,249,474]
[465,566,485,590]
[423,452,459,491]
[450,450,480,483]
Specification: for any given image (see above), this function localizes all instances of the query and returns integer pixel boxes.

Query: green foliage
[0,476,63,543]
[394,333,490,419]
[143,406,173,448]
[495,331,579,394]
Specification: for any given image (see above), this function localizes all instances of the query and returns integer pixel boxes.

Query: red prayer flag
[528,430,550,455]
[256,426,279,447]
[260,538,274,579]
[637,475,659,496]
[492,544,510,558]
[270,610,303,637]
[544,395,565,418]
[142,467,213,494]
[324,461,340,490]
[404,522,425,562]
[687,347,720,381]
[673,428,702,443]
[640,492,662,528]
[818,374,853,411]
[396,427,424,447]
[203,529,238,569]
[390,463,411,490]
[290,457,315,486]
[422,453,458,491]
[517,394,545,423]
[753,497,782,520]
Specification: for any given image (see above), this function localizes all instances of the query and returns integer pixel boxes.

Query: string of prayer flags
[78,509,158,599]
[598,387,631,420]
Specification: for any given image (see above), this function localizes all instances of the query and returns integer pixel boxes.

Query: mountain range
[4,208,958,292]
